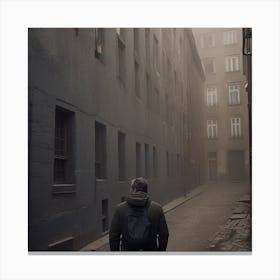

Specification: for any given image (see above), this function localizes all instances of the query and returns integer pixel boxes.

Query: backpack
[124,204,151,250]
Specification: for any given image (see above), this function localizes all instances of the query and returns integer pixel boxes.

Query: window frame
[223,30,238,45]
[207,119,218,139]
[230,117,242,137]
[206,86,218,106]
[228,84,241,105]
[225,55,240,72]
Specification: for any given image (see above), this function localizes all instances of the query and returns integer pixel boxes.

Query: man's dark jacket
[109,191,169,251]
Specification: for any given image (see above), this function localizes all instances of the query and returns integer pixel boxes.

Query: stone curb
[81,184,208,251]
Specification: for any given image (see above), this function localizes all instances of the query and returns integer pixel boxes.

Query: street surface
[166,182,250,251]
[84,181,251,251]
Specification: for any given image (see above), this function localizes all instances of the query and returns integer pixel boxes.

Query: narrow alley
[82,181,251,252]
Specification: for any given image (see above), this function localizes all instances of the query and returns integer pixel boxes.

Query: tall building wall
[28,28,205,250]
[193,28,249,182]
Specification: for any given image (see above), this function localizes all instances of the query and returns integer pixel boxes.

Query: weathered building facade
[28,28,205,250]
[193,28,250,182]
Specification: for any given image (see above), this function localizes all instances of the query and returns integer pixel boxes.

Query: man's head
[130,177,148,193]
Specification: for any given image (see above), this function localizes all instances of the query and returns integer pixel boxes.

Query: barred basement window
[95,121,107,179]
[54,107,75,186]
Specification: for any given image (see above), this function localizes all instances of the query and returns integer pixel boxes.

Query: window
[228,84,241,105]
[118,132,126,180]
[200,33,215,48]
[134,28,139,55]
[203,57,216,74]
[231,118,242,137]
[153,146,157,177]
[144,144,149,178]
[135,60,140,98]
[54,107,75,185]
[95,121,107,179]
[207,120,218,139]
[206,86,218,106]
[223,30,238,45]
[153,35,160,75]
[95,28,104,59]
[166,152,170,176]
[117,35,126,86]
[225,55,240,72]
[145,29,150,67]
[101,199,108,232]
[136,142,141,177]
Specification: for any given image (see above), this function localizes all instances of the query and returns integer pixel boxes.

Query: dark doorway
[228,150,245,181]
[208,152,217,181]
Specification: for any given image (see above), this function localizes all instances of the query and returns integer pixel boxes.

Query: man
[109,177,169,251]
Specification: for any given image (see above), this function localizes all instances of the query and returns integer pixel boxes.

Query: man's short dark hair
[131,177,148,193]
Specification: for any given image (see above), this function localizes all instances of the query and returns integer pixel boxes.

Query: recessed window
[54,107,75,185]
[117,35,126,86]
[206,86,218,106]
[144,144,149,178]
[231,118,242,137]
[207,120,218,139]
[225,55,240,72]
[118,132,126,181]
[223,30,238,45]
[200,33,215,48]
[95,121,107,179]
[94,28,104,60]
[228,84,241,105]
[101,199,109,232]
[203,57,216,74]
[136,142,141,177]
[153,146,158,177]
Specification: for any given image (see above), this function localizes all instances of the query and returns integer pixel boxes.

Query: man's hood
[126,191,150,207]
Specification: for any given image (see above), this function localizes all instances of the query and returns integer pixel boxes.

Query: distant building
[193,28,250,182]
[28,28,205,250]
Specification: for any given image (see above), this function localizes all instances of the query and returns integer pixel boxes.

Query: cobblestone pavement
[208,194,251,251]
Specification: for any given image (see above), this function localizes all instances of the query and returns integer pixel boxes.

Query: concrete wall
[28,28,205,250]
